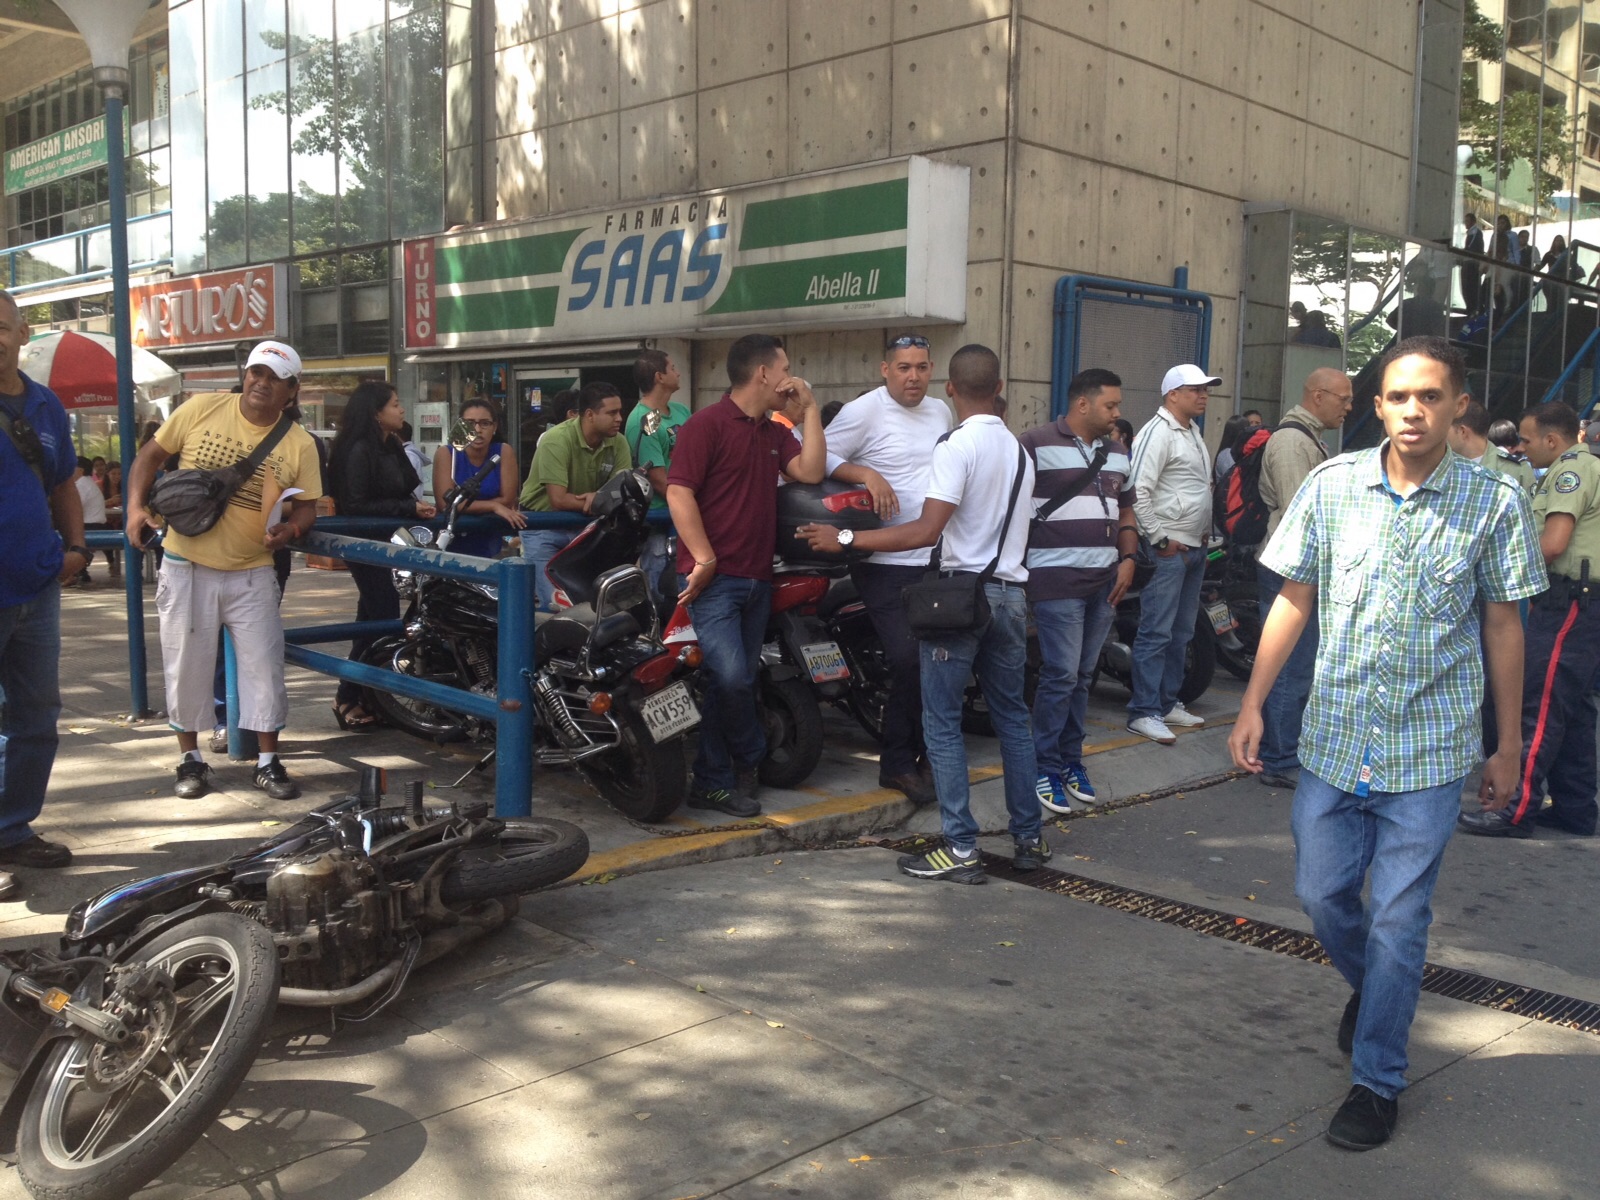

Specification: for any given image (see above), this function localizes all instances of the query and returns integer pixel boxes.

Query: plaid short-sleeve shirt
[1260,444,1545,793]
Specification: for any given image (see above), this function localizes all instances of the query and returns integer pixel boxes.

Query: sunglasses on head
[888,335,930,350]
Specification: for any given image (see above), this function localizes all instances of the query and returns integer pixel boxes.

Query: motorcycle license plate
[640,681,700,743]
[800,641,850,683]
[1206,600,1237,635]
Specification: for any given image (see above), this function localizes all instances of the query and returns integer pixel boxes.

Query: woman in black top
[327,381,437,729]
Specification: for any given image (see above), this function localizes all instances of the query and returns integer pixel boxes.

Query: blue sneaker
[1035,772,1071,814]
[1062,762,1098,805]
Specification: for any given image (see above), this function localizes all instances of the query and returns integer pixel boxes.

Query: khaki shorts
[156,559,286,733]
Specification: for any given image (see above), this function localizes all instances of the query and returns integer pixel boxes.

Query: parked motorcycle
[1206,541,1261,682]
[0,767,587,1200]
[359,436,699,824]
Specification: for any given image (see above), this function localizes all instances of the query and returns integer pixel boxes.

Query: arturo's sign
[130,265,287,349]
[402,157,969,350]
[3,115,128,193]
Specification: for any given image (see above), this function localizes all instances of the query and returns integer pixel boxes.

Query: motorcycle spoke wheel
[439,818,592,902]
[361,638,473,742]
[18,914,278,1200]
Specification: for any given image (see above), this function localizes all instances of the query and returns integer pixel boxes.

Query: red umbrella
[18,329,181,410]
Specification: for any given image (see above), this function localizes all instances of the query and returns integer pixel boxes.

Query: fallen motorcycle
[0,767,587,1200]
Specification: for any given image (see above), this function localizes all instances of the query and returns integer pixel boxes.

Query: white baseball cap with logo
[245,340,303,380]
[1160,364,1222,395]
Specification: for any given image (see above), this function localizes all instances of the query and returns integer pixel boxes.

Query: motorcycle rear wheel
[440,819,591,902]
[757,674,825,789]
[360,636,473,743]
[17,913,279,1200]
[577,710,688,824]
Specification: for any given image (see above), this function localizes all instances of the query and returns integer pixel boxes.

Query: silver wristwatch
[837,528,855,547]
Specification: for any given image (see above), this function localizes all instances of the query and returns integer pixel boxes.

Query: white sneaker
[1163,702,1205,728]
[1126,716,1177,745]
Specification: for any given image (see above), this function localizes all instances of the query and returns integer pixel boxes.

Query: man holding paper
[125,341,323,801]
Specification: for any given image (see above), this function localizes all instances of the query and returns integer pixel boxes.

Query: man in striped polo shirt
[1021,369,1138,812]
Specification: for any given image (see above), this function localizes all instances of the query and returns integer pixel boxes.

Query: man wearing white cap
[125,340,323,801]
[1126,364,1218,743]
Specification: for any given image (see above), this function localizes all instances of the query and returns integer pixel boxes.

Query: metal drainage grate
[962,851,1600,1039]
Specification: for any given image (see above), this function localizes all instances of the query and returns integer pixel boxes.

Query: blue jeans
[0,581,61,850]
[1292,768,1464,1100]
[1257,564,1319,773]
[1128,546,1206,720]
[920,582,1039,853]
[1032,586,1116,772]
[520,529,576,612]
[686,574,771,793]
[640,531,672,605]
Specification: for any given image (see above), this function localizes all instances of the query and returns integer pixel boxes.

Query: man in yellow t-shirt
[125,341,322,801]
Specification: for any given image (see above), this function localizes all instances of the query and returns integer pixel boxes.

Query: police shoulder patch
[1554,469,1582,494]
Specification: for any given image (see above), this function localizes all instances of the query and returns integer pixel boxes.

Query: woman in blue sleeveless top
[430,398,526,557]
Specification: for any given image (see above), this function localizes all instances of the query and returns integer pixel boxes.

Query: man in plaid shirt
[1229,335,1543,1152]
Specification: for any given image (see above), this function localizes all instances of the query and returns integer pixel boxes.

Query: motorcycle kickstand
[445,749,496,788]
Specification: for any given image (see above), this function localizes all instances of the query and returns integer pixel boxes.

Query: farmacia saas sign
[403,157,968,349]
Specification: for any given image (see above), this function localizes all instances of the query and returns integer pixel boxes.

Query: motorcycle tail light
[822,489,873,514]
[588,692,613,714]
[680,645,703,669]
[632,651,679,693]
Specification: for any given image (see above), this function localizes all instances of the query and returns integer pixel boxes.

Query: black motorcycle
[0,767,587,1200]
[1206,541,1261,682]
[362,466,700,824]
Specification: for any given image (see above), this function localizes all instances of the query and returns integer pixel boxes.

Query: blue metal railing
[1541,326,1600,418]
[2,211,172,294]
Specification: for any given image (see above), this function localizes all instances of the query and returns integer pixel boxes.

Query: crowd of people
[5,271,1600,1155]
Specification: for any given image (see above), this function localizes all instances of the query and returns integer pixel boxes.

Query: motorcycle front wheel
[17,913,279,1200]
[360,635,474,743]
[440,819,591,902]
[577,709,688,824]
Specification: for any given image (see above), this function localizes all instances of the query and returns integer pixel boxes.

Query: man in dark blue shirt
[0,289,87,899]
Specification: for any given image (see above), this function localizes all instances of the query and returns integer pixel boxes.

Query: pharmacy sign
[402,157,969,349]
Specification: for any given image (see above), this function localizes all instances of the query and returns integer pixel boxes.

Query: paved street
[0,565,1593,1198]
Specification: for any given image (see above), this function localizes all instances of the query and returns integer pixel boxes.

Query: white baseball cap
[1160,364,1222,395]
[245,340,302,379]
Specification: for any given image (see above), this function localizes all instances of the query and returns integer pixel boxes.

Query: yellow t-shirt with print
[153,392,324,571]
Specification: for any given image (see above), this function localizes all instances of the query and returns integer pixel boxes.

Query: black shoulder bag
[902,442,1028,639]
[0,399,48,490]
[1033,442,1109,526]
[148,414,296,538]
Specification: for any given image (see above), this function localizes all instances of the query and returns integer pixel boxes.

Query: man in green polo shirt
[625,350,690,599]
[519,382,631,610]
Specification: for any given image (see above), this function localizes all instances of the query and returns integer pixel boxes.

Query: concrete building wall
[494,0,1419,432]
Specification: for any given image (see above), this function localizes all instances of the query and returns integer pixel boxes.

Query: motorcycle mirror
[447,418,476,452]
[641,410,663,437]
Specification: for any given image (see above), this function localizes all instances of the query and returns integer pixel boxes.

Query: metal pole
[104,91,150,717]
[493,555,537,818]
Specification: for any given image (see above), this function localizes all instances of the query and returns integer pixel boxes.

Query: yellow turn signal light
[680,646,704,668]
[588,692,613,715]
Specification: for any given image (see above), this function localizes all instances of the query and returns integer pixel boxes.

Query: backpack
[1214,422,1321,545]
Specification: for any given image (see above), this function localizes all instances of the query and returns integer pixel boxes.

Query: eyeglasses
[1314,388,1354,403]
[462,418,497,428]
[887,335,930,350]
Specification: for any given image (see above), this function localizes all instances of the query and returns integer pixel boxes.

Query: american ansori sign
[402,157,969,349]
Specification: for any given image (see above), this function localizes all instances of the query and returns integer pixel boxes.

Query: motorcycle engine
[265,849,396,991]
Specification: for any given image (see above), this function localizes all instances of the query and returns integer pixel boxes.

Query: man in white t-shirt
[71,457,106,586]
[800,344,1043,883]
[822,334,952,804]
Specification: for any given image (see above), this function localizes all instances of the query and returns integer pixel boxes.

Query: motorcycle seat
[535,606,642,658]
[819,577,861,620]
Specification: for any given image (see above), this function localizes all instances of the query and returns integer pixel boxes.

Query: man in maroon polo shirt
[667,334,828,815]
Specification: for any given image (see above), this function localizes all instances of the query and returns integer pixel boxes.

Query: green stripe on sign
[437,228,586,284]
[704,247,906,315]
[439,287,560,334]
[738,178,909,251]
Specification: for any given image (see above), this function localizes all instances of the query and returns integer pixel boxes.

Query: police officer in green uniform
[1448,400,1535,492]
[1461,401,1599,838]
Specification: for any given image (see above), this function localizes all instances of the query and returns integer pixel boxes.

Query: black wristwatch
[1154,537,1170,551]
[67,544,91,560]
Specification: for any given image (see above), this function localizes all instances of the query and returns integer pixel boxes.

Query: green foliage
[1463,0,1504,63]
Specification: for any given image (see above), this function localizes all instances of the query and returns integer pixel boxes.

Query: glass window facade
[164,0,446,276]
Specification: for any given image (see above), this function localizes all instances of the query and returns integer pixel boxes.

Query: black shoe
[175,758,213,798]
[1326,1084,1397,1151]
[880,771,936,806]
[896,845,985,884]
[0,835,71,869]
[1533,807,1597,836]
[687,787,761,818]
[735,763,762,806]
[1456,809,1532,838]
[1257,770,1299,790]
[1011,836,1052,872]
[1338,992,1361,1055]
[252,758,301,801]
[208,725,229,755]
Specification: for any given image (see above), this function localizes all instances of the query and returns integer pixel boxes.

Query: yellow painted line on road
[760,789,905,828]
[578,825,768,878]
[1082,713,1239,757]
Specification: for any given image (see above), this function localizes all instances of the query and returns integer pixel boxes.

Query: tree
[1459,0,1578,209]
